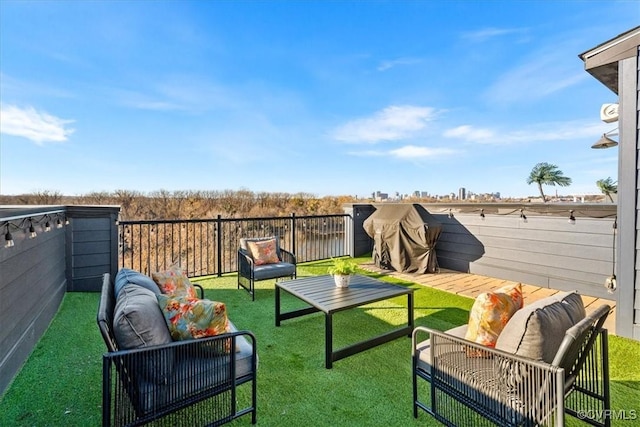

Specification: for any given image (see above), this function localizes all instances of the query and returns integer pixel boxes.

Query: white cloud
[389,145,458,159]
[349,145,458,159]
[485,43,589,104]
[377,57,422,71]
[0,104,75,144]
[488,67,587,103]
[0,73,76,99]
[443,125,496,142]
[461,27,528,42]
[332,105,438,143]
[443,120,610,145]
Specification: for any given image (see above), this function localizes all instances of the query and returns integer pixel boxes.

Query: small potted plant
[328,257,358,288]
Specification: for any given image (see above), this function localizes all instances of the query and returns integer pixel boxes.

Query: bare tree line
[0,189,356,220]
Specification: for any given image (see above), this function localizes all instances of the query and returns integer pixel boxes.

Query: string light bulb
[480,209,485,219]
[569,210,576,224]
[520,209,527,222]
[56,217,63,228]
[28,220,37,239]
[44,220,51,232]
[4,225,14,248]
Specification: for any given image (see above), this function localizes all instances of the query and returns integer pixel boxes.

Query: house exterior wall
[609,50,639,340]
[352,203,618,299]
[580,27,640,341]
[635,48,640,339]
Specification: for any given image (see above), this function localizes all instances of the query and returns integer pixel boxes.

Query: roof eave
[579,26,640,94]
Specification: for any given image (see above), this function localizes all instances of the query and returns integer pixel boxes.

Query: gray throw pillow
[113,284,172,349]
[114,268,161,298]
[495,292,585,363]
[113,284,174,384]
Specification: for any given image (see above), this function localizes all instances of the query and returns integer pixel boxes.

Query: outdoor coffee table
[275,274,414,369]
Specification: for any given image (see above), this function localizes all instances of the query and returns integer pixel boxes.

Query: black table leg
[325,313,333,369]
[407,292,414,336]
[275,285,281,327]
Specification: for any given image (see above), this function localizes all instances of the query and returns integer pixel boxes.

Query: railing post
[216,214,222,277]
[291,213,296,255]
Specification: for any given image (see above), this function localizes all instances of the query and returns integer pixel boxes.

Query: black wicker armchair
[237,236,296,300]
[97,272,257,427]
[413,293,611,427]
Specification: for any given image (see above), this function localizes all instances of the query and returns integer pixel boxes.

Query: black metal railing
[118,213,352,277]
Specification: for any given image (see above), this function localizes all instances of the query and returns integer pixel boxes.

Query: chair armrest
[193,283,205,299]
[238,248,255,276]
[238,248,254,264]
[412,325,437,356]
[414,325,560,368]
[105,329,257,360]
[104,330,258,387]
[280,248,296,265]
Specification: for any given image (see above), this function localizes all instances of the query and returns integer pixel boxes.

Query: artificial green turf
[1,257,638,426]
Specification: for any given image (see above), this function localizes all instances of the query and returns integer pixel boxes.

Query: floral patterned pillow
[156,294,230,341]
[247,239,280,265]
[464,283,523,350]
[152,267,198,298]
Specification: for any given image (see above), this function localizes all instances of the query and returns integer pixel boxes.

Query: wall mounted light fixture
[592,129,618,149]
[606,216,617,293]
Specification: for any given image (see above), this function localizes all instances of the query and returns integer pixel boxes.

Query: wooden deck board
[359,263,616,335]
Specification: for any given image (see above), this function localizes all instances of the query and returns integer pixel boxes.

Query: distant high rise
[459,187,466,200]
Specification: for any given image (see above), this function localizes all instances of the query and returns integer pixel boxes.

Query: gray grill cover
[363,204,442,273]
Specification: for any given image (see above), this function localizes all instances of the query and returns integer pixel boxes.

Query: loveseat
[412,289,611,427]
[97,268,257,427]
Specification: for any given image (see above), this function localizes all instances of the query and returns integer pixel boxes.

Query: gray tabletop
[276,274,413,314]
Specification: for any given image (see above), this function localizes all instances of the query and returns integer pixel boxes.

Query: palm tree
[596,177,617,202]
[526,162,572,202]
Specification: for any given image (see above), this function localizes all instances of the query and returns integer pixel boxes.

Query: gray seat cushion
[495,291,585,363]
[134,320,255,414]
[253,262,296,281]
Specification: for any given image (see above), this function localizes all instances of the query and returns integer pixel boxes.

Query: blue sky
[1,1,637,198]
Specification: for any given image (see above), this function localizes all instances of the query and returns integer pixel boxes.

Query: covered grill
[363,204,442,273]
